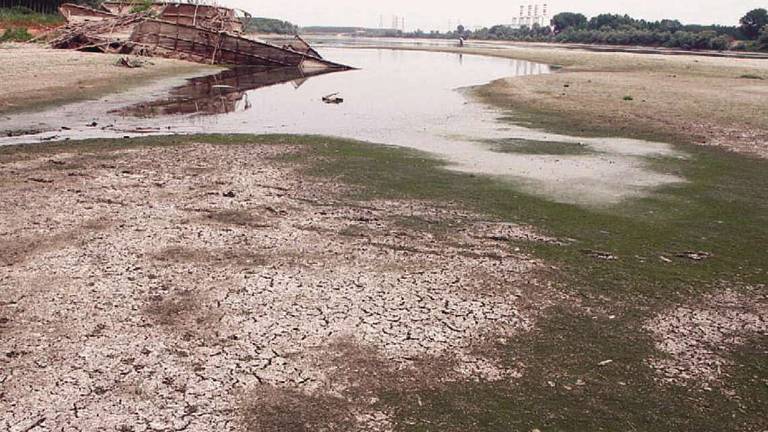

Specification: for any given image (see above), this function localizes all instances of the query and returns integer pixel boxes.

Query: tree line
[242,17,298,35]
[0,0,67,15]
[405,9,768,52]
[0,0,213,15]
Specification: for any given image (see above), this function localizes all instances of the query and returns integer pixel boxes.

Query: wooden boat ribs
[48,2,352,71]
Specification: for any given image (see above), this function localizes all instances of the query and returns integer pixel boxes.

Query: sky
[220,0,766,31]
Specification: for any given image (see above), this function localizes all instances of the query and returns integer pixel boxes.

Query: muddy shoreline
[1,134,766,431]
[0,43,219,115]
[327,42,768,159]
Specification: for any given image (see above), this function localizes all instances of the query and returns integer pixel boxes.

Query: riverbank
[1,134,766,431]
[2,41,767,431]
[342,42,768,158]
[0,43,217,114]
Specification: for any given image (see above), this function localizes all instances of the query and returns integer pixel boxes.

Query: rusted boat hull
[128,20,351,70]
[50,3,352,70]
[269,34,323,58]
[100,1,166,16]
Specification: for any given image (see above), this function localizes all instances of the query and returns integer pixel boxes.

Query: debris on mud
[676,251,713,261]
[322,93,345,104]
[114,55,151,68]
[44,2,352,71]
[580,249,618,260]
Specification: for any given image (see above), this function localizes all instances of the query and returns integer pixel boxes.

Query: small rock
[581,249,618,260]
[223,191,236,198]
[598,359,614,366]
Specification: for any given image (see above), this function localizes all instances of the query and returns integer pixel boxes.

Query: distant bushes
[399,8,768,52]
[760,25,768,51]
[555,28,732,50]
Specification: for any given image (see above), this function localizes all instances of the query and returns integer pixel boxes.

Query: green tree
[759,25,768,50]
[657,19,683,33]
[740,8,768,39]
[588,13,635,31]
[551,12,587,34]
[456,24,468,38]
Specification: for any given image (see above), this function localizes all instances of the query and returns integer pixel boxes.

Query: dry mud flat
[0,44,213,114]
[645,289,768,390]
[0,141,560,431]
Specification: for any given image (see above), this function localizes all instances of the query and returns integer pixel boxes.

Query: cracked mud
[0,142,558,431]
[645,288,768,390]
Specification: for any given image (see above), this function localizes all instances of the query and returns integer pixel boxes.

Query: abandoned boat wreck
[49,2,352,71]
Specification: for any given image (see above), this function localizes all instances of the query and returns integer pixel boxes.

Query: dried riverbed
[0,138,562,430]
[2,42,767,431]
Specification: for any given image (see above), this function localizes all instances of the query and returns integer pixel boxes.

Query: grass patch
[481,138,596,155]
[0,27,32,42]
[129,0,155,14]
[0,7,64,28]
[287,135,768,296]
[480,94,687,145]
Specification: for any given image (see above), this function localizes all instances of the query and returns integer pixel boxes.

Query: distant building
[509,3,553,28]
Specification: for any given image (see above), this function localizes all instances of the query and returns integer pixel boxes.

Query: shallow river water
[0,48,685,206]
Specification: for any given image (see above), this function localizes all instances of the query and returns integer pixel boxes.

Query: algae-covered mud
[0,134,766,431]
[0,48,687,206]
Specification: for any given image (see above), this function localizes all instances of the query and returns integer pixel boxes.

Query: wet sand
[0,43,217,114]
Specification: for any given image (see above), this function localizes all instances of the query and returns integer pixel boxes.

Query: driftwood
[49,13,147,51]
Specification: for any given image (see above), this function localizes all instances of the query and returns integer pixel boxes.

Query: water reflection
[113,66,345,117]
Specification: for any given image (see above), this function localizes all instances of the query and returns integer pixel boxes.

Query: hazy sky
[221,0,765,31]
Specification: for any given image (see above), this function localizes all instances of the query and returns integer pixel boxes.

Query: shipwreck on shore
[49,2,351,71]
